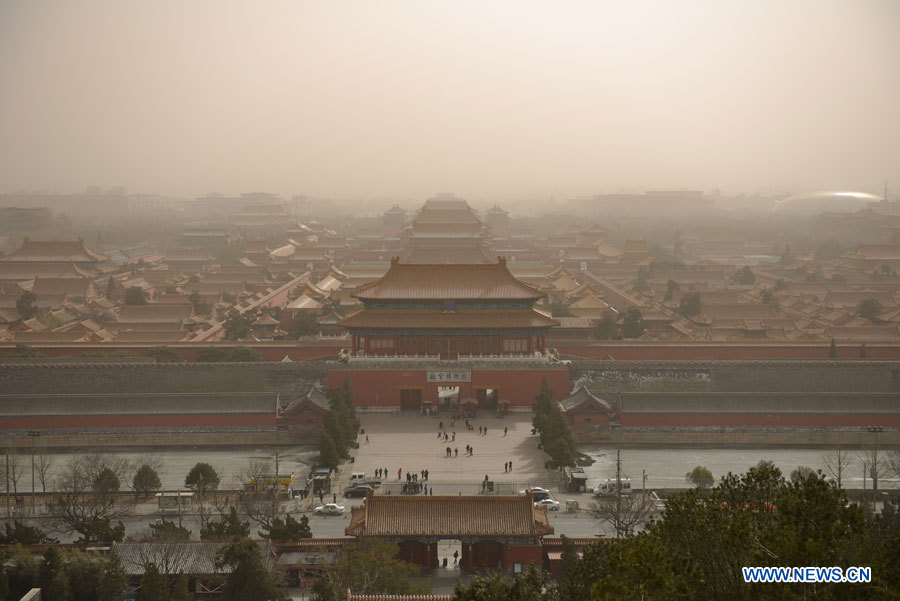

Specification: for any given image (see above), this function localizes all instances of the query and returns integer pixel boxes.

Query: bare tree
[822,444,851,489]
[589,493,656,537]
[128,521,195,577]
[888,450,900,479]
[861,447,887,510]
[36,447,55,496]
[234,456,279,529]
[48,453,134,539]
[7,448,24,500]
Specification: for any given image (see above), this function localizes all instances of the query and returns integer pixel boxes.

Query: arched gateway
[345,491,553,572]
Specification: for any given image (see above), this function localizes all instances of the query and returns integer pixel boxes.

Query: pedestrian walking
[319,491,324,503]
[398,468,402,480]
[424,469,429,480]
[452,432,456,441]
[333,493,336,503]
[366,434,369,443]
[504,427,507,436]
[484,427,487,436]
[437,431,442,439]
[504,462,508,472]
[383,467,388,480]
[453,550,459,565]
[407,472,411,482]
[439,421,444,430]
[509,460,513,471]
[454,447,458,457]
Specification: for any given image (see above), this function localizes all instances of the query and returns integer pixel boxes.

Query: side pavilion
[345,491,553,573]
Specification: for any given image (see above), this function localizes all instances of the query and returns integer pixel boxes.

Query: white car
[314,503,345,516]
[534,498,560,511]
[518,487,550,496]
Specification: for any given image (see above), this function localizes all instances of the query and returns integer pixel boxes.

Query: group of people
[392,468,429,481]
[503,461,513,472]
[438,430,456,442]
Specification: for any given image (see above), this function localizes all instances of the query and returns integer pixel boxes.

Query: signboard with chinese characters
[426,369,472,383]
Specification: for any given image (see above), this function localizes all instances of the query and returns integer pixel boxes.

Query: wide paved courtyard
[337,411,563,496]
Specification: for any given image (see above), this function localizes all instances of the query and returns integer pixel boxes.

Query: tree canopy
[216,537,289,601]
[621,307,646,338]
[857,297,884,321]
[312,538,424,601]
[124,286,149,305]
[185,462,220,493]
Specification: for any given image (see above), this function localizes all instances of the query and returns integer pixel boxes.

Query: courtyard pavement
[338,411,564,496]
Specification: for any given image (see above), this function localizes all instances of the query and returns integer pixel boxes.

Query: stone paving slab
[341,412,562,496]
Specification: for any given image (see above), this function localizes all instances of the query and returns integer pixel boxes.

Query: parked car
[518,487,551,501]
[344,485,374,498]
[534,498,560,511]
[314,503,345,516]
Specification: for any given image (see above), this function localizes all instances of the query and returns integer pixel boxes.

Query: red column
[395,333,400,355]
[364,335,370,354]
[527,334,534,354]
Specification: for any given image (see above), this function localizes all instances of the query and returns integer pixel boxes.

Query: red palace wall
[556,343,900,360]
[0,414,275,430]
[7,342,900,362]
[619,413,900,428]
[328,368,570,407]
[503,542,544,571]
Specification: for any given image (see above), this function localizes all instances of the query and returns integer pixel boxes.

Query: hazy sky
[1,0,898,201]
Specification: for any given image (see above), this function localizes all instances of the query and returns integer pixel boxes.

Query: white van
[592,478,632,497]
[349,472,367,486]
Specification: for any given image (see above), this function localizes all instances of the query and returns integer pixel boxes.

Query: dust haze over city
[2,2,900,600]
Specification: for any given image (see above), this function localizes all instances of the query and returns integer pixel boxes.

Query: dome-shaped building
[772,191,882,215]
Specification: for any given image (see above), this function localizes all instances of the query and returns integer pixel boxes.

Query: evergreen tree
[323,407,349,458]
[216,538,289,601]
[318,431,341,470]
[171,573,191,601]
[137,563,166,601]
[675,292,702,318]
[124,286,148,305]
[97,551,129,601]
[147,346,181,363]
[559,535,578,580]
[39,548,70,601]
[201,507,251,541]
[260,514,312,541]
[185,462,220,493]
[0,571,9,601]
[15,291,38,319]
[593,315,620,340]
[132,464,162,497]
[621,307,646,338]
[147,518,192,541]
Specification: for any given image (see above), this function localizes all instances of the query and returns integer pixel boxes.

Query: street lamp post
[27,431,41,514]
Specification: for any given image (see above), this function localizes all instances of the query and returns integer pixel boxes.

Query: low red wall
[557,344,900,360]
[0,414,275,430]
[619,413,900,427]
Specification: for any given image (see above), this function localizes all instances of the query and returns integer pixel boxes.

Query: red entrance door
[400,389,422,411]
